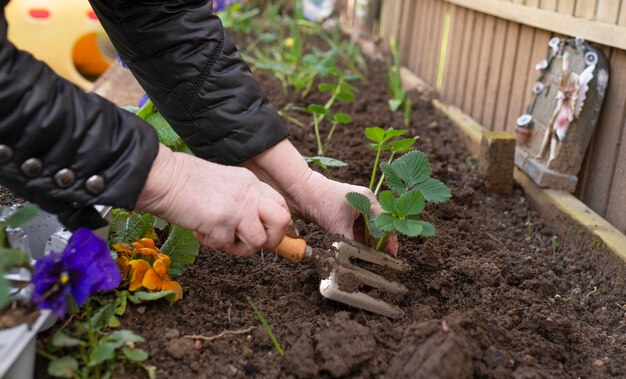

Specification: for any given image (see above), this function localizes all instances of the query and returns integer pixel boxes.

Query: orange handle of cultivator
[273,236,308,264]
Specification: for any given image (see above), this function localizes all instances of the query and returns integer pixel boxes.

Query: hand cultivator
[274,236,410,318]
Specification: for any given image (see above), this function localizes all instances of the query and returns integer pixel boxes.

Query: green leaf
[336,92,355,102]
[304,156,349,168]
[127,290,175,304]
[153,217,168,230]
[383,151,432,195]
[47,357,79,378]
[345,192,371,217]
[388,99,402,112]
[364,127,386,143]
[368,218,386,240]
[378,191,399,214]
[108,315,121,328]
[145,113,181,149]
[160,226,200,277]
[0,274,8,311]
[123,347,149,362]
[416,178,452,203]
[306,104,328,115]
[109,210,156,246]
[103,330,145,349]
[334,112,352,124]
[0,248,31,270]
[51,331,85,348]
[390,138,417,153]
[417,221,436,237]
[88,342,116,367]
[339,81,358,94]
[318,83,336,92]
[114,291,128,316]
[142,365,157,379]
[384,128,408,140]
[394,219,424,237]
[375,213,398,232]
[397,190,425,217]
[136,99,155,120]
[90,304,115,329]
[4,204,39,228]
[122,105,140,114]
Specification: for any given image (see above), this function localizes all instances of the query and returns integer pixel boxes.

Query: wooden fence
[345,0,626,234]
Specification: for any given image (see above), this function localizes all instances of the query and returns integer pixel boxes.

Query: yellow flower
[283,37,294,48]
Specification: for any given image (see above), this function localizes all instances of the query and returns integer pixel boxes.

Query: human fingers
[224,216,267,257]
[199,227,236,251]
[258,197,292,249]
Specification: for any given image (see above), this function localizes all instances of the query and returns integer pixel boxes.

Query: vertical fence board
[557,0,576,14]
[606,116,626,233]
[416,0,435,77]
[482,18,509,129]
[505,25,534,133]
[455,10,476,106]
[406,0,423,70]
[539,0,558,11]
[596,0,621,23]
[575,0,599,19]
[429,0,447,84]
[493,21,521,131]
[620,1,626,25]
[472,15,497,123]
[526,0,540,7]
[442,5,465,103]
[462,12,486,113]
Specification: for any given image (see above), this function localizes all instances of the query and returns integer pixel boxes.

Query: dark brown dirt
[26,41,626,378]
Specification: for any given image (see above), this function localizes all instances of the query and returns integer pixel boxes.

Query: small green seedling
[387,37,412,128]
[550,236,558,254]
[304,156,348,179]
[347,151,451,250]
[364,126,417,193]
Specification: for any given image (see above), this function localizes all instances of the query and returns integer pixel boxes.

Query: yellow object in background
[6,0,114,90]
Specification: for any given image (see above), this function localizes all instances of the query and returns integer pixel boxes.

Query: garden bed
[28,45,625,379]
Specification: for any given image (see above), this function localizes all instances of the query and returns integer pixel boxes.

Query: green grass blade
[246,296,284,356]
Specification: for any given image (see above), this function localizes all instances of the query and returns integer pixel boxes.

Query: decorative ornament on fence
[514,37,609,192]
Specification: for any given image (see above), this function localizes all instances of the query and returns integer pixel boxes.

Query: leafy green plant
[219,2,261,34]
[0,204,39,310]
[364,126,417,193]
[303,156,348,179]
[387,37,412,128]
[346,151,451,250]
[246,296,283,356]
[42,301,155,379]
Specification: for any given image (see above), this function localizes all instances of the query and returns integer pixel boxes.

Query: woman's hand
[136,145,292,256]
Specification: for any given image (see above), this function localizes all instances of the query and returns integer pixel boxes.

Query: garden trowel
[272,236,410,318]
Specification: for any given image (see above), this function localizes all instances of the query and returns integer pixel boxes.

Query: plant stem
[375,233,392,251]
[369,144,383,190]
[313,115,324,156]
[373,153,396,196]
[324,122,339,155]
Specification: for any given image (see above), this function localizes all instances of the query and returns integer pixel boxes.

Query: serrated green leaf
[390,138,417,153]
[160,226,200,277]
[336,92,355,102]
[103,330,145,348]
[334,112,352,124]
[115,291,128,316]
[88,342,116,367]
[345,192,371,217]
[397,190,425,217]
[394,219,423,237]
[378,191,399,214]
[380,162,403,195]
[90,304,115,329]
[417,221,436,237]
[318,83,336,91]
[136,99,155,120]
[365,127,386,143]
[123,347,149,362]
[47,356,78,378]
[109,210,156,247]
[375,213,398,232]
[416,178,452,203]
[368,219,386,240]
[51,331,84,348]
[384,151,432,195]
[5,204,39,228]
[306,104,328,115]
[127,290,175,304]
[384,128,408,140]
[145,113,181,148]
[388,99,402,112]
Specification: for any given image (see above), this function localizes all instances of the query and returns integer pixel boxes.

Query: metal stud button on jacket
[0,0,289,230]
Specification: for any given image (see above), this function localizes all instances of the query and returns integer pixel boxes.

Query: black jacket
[0,0,288,230]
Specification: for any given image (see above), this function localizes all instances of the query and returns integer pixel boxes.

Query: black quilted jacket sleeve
[0,2,159,230]
[89,0,290,165]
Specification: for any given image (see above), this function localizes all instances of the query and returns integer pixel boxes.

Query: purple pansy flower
[138,93,150,108]
[212,0,241,12]
[32,228,121,318]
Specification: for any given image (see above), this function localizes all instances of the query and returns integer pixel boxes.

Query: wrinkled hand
[136,146,292,256]
[288,171,399,256]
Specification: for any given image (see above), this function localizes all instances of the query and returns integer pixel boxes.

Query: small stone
[136,306,146,315]
[193,340,203,350]
[593,359,605,367]
[164,328,180,339]
[166,338,195,360]
[428,121,439,129]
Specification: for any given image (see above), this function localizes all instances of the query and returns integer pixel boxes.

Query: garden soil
[27,47,626,378]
